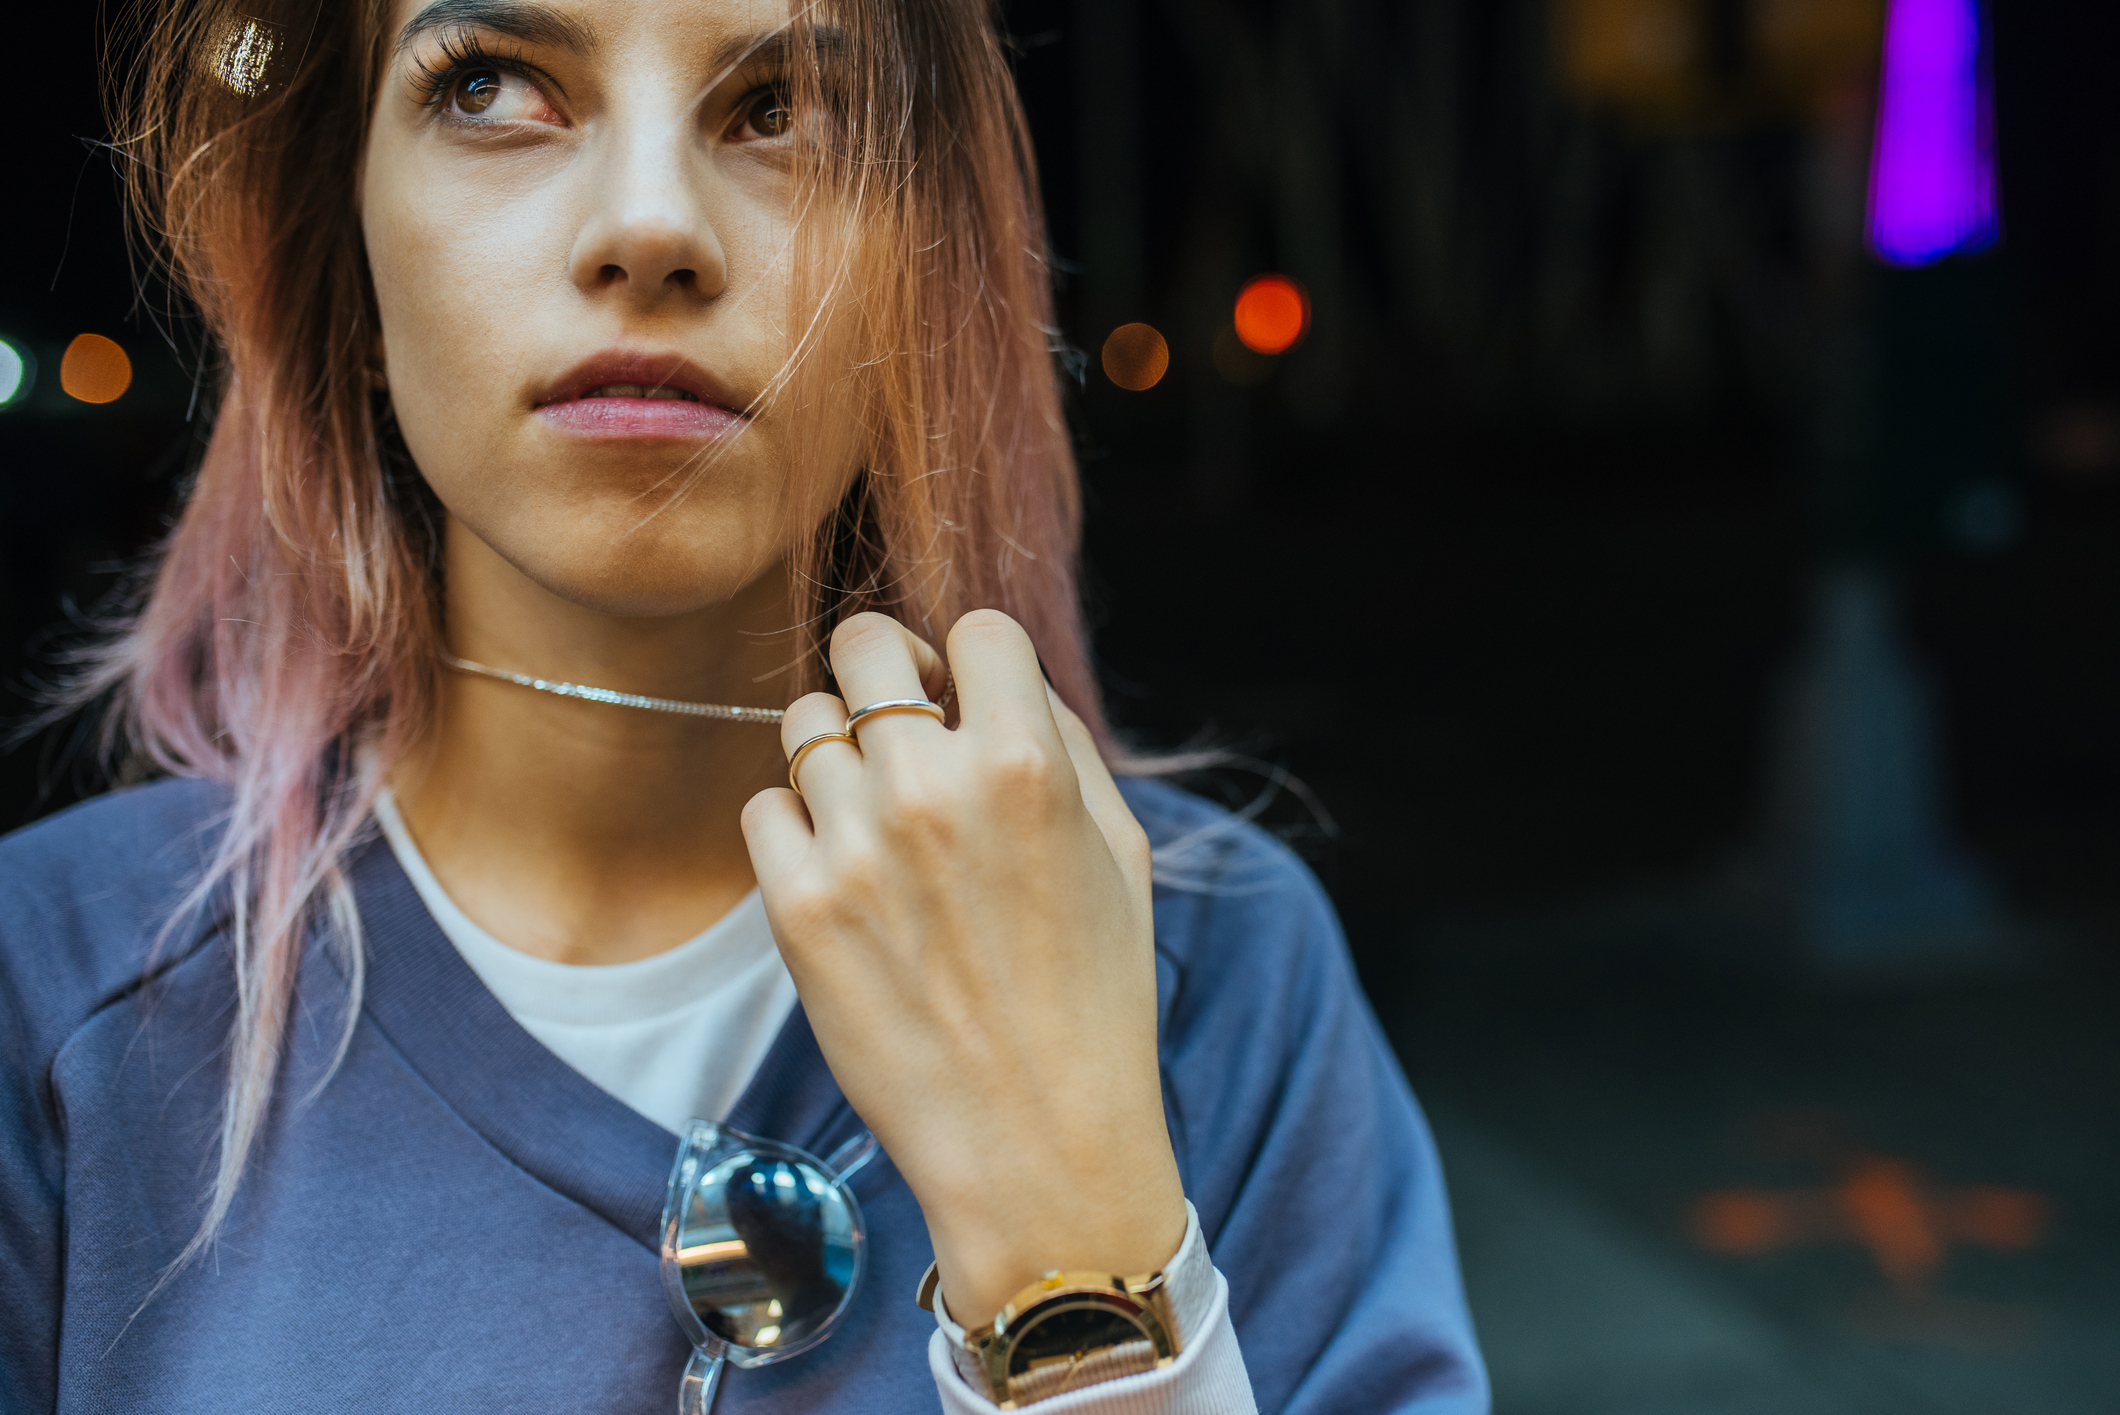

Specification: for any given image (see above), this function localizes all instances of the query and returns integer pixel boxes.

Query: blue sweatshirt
[0,776,1487,1413]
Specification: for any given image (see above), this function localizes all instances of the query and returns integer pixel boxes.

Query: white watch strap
[929,1201,1216,1396]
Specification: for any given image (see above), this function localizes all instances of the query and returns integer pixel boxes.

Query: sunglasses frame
[659,1120,877,1371]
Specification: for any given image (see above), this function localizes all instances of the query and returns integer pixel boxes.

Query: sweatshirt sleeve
[1146,813,1490,1414]
[925,1202,1259,1414]
[0,779,229,1415]
[0,927,70,1415]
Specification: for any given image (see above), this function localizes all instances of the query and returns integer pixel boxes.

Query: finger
[911,636,950,704]
[741,787,815,888]
[1046,685,1151,884]
[830,612,949,746]
[779,691,861,806]
[944,609,1060,739]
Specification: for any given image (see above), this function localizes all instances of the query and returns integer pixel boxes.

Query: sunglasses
[660,1120,879,1414]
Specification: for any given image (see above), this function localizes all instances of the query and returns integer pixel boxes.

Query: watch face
[1006,1294,1161,1385]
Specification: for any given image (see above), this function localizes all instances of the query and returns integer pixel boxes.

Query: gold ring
[845,698,947,735]
[786,731,858,796]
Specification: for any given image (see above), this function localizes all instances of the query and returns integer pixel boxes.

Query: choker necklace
[441,654,785,725]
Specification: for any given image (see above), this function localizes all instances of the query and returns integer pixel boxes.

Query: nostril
[599,264,623,284]
[671,268,698,289]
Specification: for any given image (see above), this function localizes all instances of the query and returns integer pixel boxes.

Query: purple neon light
[1866,0,1999,267]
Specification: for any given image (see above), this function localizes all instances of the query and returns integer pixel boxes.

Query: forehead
[384,0,795,63]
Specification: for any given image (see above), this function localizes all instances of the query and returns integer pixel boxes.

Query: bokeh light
[1101,323,1170,391]
[1233,276,1309,355]
[0,338,31,407]
[60,334,132,405]
[1866,0,1998,266]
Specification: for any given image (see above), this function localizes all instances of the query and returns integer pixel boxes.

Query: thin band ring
[786,731,858,797]
[845,698,948,736]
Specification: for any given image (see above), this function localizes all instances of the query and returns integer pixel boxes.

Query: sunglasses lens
[664,1127,863,1362]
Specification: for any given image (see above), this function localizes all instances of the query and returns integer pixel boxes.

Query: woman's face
[361,0,839,617]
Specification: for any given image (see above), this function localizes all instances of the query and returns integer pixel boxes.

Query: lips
[577,383,700,401]
[535,351,747,441]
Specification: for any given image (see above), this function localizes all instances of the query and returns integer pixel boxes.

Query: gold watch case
[921,1266,1181,1409]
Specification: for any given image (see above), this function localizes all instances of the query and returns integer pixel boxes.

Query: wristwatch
[917,1262,1183,1408]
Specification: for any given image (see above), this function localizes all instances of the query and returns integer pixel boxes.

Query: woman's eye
[445,68,556,123]
[736,89,793,140]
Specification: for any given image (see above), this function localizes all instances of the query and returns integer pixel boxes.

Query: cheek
[365,164,554,441]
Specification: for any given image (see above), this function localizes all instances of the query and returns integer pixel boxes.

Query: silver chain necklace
[441,654,785,725]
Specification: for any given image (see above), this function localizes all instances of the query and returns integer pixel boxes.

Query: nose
[568,116,729,308]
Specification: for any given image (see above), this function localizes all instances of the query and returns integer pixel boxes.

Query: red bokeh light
[1232,275,1309,355]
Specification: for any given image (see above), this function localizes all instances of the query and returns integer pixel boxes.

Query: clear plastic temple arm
[678,1349,724,1415]
[825,1130,879,1183]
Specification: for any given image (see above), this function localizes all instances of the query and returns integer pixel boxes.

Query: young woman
[0,0,1486,1409]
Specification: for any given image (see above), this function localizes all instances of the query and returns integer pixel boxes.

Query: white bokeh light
[0,338,28,406]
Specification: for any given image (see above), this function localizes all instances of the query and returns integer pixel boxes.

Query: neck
[391,521,794,966]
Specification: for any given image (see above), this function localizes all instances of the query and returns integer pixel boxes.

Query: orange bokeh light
[1688,1190,1800,1254]
[1233,275,1309,355]
[1688,1151,2051,1295]
[1101,322,1169,391]
[60,334,133,405]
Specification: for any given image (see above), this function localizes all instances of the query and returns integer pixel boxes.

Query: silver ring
[845,698,948,735]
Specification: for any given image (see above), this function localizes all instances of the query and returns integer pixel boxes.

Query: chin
[543,544,779,619]
[470,501,786,619]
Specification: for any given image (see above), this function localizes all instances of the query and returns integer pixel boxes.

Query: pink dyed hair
[88,0,1112,1268]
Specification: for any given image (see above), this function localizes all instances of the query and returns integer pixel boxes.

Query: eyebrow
[706,25,850,79]
[395,0,596,56]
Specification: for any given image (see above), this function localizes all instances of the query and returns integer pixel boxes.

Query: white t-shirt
[373,789,795,1133]
[373,790,1256,1413]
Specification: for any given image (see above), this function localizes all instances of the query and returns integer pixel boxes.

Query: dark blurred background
[4,0,2117,1408]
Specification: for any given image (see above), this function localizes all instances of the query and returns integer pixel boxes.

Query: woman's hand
[741,609,1186,1327]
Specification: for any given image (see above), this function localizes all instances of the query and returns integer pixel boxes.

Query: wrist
[925,1203,1220,1410]
[920,1166,1187,1326]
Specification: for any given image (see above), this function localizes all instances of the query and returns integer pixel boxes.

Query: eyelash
[410,33,541,111]
[407,37,789,138]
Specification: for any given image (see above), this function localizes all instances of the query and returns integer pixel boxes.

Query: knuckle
[739,793,778,833]
[831,612,904,662]
[781,691,848,749]
[878,775,958,845]
[949,607,1025,650]
[981,737,1067,802]
[771,876,839,939]
[831,839,892,899]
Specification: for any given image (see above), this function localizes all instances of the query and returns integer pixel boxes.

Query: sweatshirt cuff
[925,1202,1256,1412]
